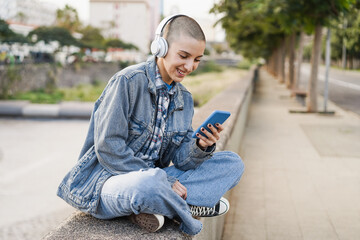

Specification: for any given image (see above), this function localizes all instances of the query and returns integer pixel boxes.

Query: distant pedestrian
[57,14,244,236]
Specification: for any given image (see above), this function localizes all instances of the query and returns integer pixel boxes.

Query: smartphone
[192,110,231,138]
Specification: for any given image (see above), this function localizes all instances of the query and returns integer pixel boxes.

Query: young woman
[57,15,244,236]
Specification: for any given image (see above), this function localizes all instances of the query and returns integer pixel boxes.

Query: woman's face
[159,35,206,85]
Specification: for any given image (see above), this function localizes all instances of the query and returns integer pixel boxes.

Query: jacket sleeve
[170,128,216,171]
[93,75,150,175]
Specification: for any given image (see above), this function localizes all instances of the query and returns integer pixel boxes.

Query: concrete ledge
[43,68,255,240]
[0,101,93,119]
[22,104,60,118]
[58,102,94,119]
[44,212,190,240]
[0,100,28,116]
[193,68,254,240]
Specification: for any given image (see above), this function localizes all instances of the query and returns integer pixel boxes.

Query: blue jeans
[91,151,244,235]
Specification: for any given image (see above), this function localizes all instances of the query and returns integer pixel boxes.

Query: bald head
[163,16,206,47]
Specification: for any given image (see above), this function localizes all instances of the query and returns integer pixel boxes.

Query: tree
[0,18,28,43]
[28,26,78,46]
[211,0,285,60]
[0,18,16,42]
[105,38,139,50]
[289,0,354,112]
[14,12,28,23]
[212,0,356,112]
[330,4,360,69]
[56,4,82,32]
[79,25,105,49]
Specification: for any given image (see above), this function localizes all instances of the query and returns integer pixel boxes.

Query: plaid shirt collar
[155,65,175,94]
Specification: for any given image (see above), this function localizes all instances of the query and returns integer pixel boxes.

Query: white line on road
[302,67,360,91]
[318,75,360,91]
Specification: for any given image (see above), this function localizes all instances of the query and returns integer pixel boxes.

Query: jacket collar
[145,56,184,111]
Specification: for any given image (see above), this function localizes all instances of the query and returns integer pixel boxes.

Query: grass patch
[10,89,64,104]
[61,83,106,102]
[327,65,360,72]
[237,59,253,70]
[190,61,223,76]
[10,82,107,104]
[182,68,247,107]
[9,66,247,106]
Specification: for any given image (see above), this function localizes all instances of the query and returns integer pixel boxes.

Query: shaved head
[162,16,206,47]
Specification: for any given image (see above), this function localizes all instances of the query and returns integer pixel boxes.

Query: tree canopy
[79,25,105,49]
[105,38,139,50]
[330,3,360,63]
[56,4,82,32]
[211,0,356,59]
[28,26,78,46]
[0,18,28,43]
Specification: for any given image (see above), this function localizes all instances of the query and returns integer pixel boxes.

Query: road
[0,118,89,240]
[300,64,360,115]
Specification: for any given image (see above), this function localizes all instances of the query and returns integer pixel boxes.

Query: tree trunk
[273,48,279,77]
[287,33,296,89]
[268,51,275,76]
[278,40,286,83]
[307,24,322,112]
[295,31,305,90]
[271,50,277,75]
[273,49,278,76]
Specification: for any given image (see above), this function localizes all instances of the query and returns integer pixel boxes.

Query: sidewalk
[223,70,360,240]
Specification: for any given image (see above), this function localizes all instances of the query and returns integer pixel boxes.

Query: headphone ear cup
[151,39,160,56]
[156,37,168,58]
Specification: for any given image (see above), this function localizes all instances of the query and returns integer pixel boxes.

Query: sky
[39,0,89,21]
[39,0,224,41]
[39,0,220,23]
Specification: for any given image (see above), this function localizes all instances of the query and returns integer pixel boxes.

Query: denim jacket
[57,56,215,214]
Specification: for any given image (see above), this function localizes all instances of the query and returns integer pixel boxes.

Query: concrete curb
[43,68,256,240]
[0,101,93,119]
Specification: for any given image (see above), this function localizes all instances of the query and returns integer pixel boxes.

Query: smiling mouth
[177,68,186,76]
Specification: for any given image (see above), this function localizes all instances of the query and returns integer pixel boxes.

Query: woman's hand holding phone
[193,110,230,150]
[196,123,224,149]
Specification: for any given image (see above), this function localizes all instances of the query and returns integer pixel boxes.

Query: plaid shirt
[136,66,175,167]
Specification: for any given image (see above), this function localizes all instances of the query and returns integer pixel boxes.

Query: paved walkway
[0,118,89,240]
[223,70,360,240]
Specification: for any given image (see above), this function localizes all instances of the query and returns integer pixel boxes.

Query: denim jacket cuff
[195,139,216,154]
[166,174,178,186]
[192,140,216,158]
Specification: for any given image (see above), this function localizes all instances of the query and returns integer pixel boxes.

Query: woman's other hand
[172,180,187,200]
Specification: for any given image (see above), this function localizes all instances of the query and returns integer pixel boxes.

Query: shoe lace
[189,205,216,217]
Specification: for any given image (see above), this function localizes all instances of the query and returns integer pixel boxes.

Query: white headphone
[151,14,186,58]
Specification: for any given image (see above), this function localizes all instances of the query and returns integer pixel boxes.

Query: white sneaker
[129,213,165,232]
[189,197,230,217]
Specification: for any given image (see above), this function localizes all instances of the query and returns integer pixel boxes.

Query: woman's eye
[179,55,187,59]
[195,59,201,62]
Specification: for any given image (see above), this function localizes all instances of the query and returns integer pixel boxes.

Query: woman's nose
[184,60,194,72]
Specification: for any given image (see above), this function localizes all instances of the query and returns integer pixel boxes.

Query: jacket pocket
[58,146,111,214]
[160,132,187,164]
[127,117,150,152]
[127,118,144,143]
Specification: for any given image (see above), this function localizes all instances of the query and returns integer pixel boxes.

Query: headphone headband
[151,14,188,57]
[154,14,186,37]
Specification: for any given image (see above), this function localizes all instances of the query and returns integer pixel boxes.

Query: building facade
[89,0,161,53]
[0,0,56,27]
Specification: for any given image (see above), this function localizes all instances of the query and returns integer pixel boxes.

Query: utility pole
[320,27,334,115]
[342,19,347,69]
